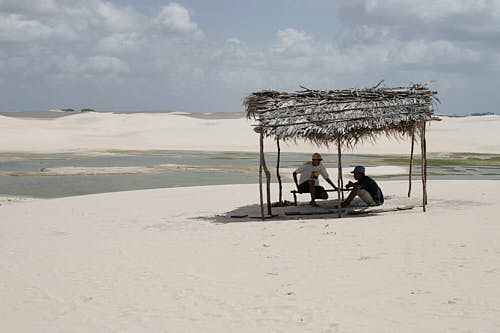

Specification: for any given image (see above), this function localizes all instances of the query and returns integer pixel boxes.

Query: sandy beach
[1,180,500,332]
[1,112,500,332]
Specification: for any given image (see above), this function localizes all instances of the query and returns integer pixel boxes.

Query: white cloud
[394,40,481,65]
[1,0,499,114]
[0,14,53,41]
[155,2,203,37]
[226,37,242,44]
[276,28,312,47]
[58,55,129,76]
[272,28,314,54]
[96,33,141,54]
[0,0,144,42]
[364,0,493,23]
[86,55,129,73]
[0,0,58,15]
[334,0,500,38]
[95,1,140,32]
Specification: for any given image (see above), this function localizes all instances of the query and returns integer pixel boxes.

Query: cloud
[155,2,204,38]
[95,1,141,32]
[333,0,500,42]
[361,0,496,24]
[0,0,499,114]
[226,37,242,44]
[57,55,130,76]
[0,0,143,42]
[96,33,142,54]
[84,55,130,74]
[393,39,481,66]
[0,14,54,41]
[0,0,58,15]
[274,28,313,52]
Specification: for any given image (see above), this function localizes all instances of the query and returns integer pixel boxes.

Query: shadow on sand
[198,198,388,224]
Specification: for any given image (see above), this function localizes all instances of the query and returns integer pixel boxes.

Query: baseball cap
[312,153,322,160]
[351,165,365,174]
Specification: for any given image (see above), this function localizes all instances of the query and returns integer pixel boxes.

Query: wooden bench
[291,188,350,206]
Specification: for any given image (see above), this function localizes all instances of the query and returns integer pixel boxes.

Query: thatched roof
[244,83,438,147]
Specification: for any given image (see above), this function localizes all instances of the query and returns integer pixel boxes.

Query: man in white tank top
[292,153,337,207]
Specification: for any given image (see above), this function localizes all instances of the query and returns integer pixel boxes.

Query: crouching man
[293,153,337,207]
[342,165,384,207]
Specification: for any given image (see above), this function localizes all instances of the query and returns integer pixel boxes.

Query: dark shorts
[298,182,327,197]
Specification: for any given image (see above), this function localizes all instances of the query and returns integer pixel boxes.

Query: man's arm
[319,165,337,190]
[325,178,338,190]
[342,184,361,207]
[345,180,358,189]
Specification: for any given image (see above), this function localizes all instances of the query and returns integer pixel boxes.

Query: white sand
[1,111,500,331]
[1,113,500,154]
[1,180,500,332]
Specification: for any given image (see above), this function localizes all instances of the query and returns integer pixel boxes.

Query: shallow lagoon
[1,150,499,198]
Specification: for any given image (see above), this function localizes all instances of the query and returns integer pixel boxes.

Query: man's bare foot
[310,201,319,207]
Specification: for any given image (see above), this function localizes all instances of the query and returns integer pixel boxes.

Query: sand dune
[2,111,500,332]
[1,112,499,154]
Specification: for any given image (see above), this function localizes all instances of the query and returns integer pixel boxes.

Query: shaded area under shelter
[244,83,439,219]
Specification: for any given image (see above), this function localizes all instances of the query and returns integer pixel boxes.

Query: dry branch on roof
[244,84,438,148]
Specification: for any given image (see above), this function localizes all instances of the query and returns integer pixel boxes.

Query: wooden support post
[339,157,344,201]
[408,130,415,197]
[337,138,342,218]
[259,133,264,219]
[276,139,283,203]
[420,122,427,212]
[260,133,272,216]
[423,122,428,206]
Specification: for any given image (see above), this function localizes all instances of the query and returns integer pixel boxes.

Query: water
[1,150,499,198]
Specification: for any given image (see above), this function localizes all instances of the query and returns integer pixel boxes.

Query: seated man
[342,165,384,207]
[293,153,337,207]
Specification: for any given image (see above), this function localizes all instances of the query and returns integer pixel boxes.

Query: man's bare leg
[309,180,318,207]
[342,185,360,207]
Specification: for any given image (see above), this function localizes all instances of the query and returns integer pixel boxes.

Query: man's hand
[325,178,337,191]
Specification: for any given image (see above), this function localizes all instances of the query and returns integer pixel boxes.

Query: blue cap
[351,165,365,174]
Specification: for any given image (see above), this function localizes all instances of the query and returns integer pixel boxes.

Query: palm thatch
[244,83,438,148]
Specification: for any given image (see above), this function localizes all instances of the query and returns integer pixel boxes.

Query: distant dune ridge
[1,111,499,154]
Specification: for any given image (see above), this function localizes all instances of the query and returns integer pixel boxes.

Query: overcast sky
[1,0,499,114]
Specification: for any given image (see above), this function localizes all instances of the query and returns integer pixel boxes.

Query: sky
[1,0,499,115]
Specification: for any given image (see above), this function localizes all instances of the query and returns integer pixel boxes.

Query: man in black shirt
[341,165,384,207]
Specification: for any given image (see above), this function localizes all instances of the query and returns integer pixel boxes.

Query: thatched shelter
[244,83,439,218]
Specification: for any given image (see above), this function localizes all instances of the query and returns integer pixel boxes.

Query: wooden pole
[423,122,428,206]
[420,122,427,212]
[340,158,344,201]
[276,139,283,203]
[261,134,272,216]
[337,138,342,218]
[408,130,415,197]
[259,133,264,219]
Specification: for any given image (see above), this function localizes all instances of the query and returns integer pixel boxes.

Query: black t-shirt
[357,176,384,205]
